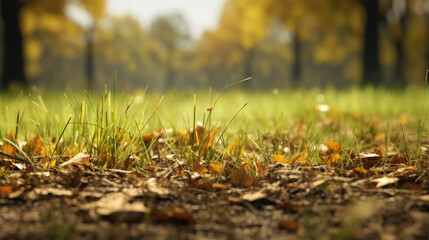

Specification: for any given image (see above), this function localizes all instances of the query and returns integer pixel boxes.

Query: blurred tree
[150,13,190,89]
[0,0,105,90]
[0,0,25,89]
[81,0,105,89]
[262,0,363,86]
[361,0,382,85]
[96,16,164,89]
[385,0,408,86]
[195,0,268,87]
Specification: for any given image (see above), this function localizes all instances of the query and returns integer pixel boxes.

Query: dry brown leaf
[60,152,90,168]
[227,196,244,204]
[389,155,407,164]
[30,135,45,157]
[372,176,399,188]
[192,179,209,189]
[142,130,161,145]
[192,161,208,174]
[230,168,254,187]
[242,190,266,202]
[144,165,158,172]
[358,152,382,169]
[0,186,13,198]
[147,178,170,195]
[80,193,149,216]
[169,207,196,224]
[279,220,299,232]
[211,183,228,189]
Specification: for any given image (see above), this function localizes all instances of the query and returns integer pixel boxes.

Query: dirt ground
[1,163,429,240]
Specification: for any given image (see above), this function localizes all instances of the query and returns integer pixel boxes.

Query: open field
[0,85,429,239]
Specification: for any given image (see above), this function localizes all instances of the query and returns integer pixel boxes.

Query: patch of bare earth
[1,164,429,240]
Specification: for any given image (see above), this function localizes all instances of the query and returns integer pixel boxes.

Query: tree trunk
[394,41,406,86]
[1,0,26,90]
[390,0,408,86]
[291,32,301,87]
[361,0,381,85]
[85,24,95,90]
[242,48,254,88]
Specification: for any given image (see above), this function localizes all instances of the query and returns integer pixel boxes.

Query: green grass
[0,85,428,171]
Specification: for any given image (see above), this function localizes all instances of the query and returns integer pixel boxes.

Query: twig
[0,150,32,165]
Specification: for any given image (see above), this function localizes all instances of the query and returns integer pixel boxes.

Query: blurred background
[0,0,428,90]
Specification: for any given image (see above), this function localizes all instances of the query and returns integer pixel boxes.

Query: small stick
[0,150,32,165]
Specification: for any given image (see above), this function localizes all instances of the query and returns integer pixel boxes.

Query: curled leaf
[231,168,254,187]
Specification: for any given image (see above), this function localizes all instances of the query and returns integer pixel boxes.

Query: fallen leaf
[372,177,399,188]
[30,135,45,157]
[209,163,223,174]
[389,155,407,164]
[373,147,383,157]
[358,152,382,169]
[142,130,161,145]
[290,152,308,165]
[324,141,343,152]
[144,165,158,172]
[80,192,148,217]
[152,207,195,224]
[321,153,341,165]
[242,190,266,201]
[311,179,327,188]
[192,161,208,174]
[60,152,90,168]
[147,178,170,195]
[169,207,195,224]
[1,144,16,158]
[211,183,228,189]
[279,220,299,232]
[0,186,13,198]
[230,168,254,187]
[227,196,244,204]
[272,155,287,164]
[193,179,210,189]
[419,195,429,201]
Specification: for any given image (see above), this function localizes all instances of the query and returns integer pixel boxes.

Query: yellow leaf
[209,163,223,174]
[44,159,56,168]
[290,152,308,165]
[321,153,341,165]
[272,155,287,164]
[1,144,16,157]
[324,141,343,152]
